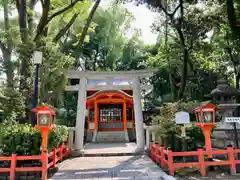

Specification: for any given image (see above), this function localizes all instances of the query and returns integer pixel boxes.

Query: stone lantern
[209,79,240,104]
[209,79,240,150]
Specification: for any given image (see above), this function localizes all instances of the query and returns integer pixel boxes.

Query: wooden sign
[175,111,190,124]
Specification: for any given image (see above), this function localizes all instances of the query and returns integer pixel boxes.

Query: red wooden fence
[150,143,240,176]
[0,144,68,180]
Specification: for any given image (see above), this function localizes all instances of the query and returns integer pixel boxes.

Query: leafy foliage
[152,102,204,151]
[0,87,25,120]
[0,120,68,155]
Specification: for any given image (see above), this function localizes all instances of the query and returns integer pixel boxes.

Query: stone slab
[49,155,175,180]
[72,143,145,157]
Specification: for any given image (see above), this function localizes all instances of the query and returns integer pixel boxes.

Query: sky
[123,3,158,44]
[34,0,158,45]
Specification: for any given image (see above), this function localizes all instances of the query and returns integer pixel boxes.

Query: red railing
[0,144,69,180]
[150,143,240,176]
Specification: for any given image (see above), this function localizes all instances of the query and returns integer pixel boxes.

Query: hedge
[0,120,68,156]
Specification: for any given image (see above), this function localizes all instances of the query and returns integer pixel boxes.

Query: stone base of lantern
[212,128,240,173]
[212,129,240,149]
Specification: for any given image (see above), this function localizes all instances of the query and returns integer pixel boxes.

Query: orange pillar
[123,100,127,130]
[41,129,49,180]
[94,100,98,130]
[88,106,90,122]
[200,124,215,158]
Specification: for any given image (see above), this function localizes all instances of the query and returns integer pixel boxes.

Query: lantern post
[32,51,43,125]
[194,103,216,158]
[31,105,56,180]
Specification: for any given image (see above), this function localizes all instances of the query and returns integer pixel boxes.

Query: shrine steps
[70,142,146,157]
[94,130,129,142]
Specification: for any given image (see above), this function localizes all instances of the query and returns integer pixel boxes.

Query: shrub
[0,120,68,156]
[152,101,204,151]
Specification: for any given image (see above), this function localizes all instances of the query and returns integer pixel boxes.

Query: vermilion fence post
[10,154,16,180]
[160,146,165,167]
[59,145,63,162]
[151,144,155,162]
[155,143,159,164]
[227,145,236,174]
[53,148,57,167]
[42,151,48,180]
[198,148,206,177]
[150,144,155,162]
[167,148,174,176]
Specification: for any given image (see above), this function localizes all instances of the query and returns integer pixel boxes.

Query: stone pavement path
[50,155,175,180]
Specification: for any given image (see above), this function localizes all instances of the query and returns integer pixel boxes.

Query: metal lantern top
[32,105,56,128]
[194,103,216,124]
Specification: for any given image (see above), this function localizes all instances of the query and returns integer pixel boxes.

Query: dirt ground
[177,173,240,180]
[175,168,240,180]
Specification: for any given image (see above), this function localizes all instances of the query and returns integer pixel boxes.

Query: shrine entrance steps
[71,143,145,157]
[94,130,129,143]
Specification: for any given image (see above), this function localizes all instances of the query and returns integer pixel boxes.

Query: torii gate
[64,69,157,152]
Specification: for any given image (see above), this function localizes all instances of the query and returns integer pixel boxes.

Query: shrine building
[64,69,157,152]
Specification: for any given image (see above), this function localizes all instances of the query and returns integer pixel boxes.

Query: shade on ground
[49,155,176,180]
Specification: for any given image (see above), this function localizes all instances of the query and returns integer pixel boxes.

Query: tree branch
[159,1,181,20]
[48,0,83,22]
[34,0,50,41]
[35,0,83,41]
[53,13,79,42]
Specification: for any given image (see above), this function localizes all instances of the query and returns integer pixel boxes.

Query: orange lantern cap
[31,105,56,116]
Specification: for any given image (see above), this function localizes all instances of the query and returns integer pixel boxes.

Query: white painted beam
[64,69,157,79]
[65,84,153,91]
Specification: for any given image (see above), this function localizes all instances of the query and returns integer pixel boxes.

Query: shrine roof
[87,90,133,100]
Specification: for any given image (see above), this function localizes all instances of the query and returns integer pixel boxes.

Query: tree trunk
[176,25,188,100]
[168,70,176,101]
[17,0,30,93]
[2,0,14,87]
[3,51,14,87]
[75,0,101,67]
[226,0,240,38]
[28,0,37,36]
[178,48,188,100]
[236,73,240,90]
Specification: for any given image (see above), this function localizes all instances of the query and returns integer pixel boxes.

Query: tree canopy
[0,0,239,121]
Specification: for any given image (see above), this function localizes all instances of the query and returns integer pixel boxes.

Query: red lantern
[32,105,56,129]
[194,103,216,124]
[194,103,216,158]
